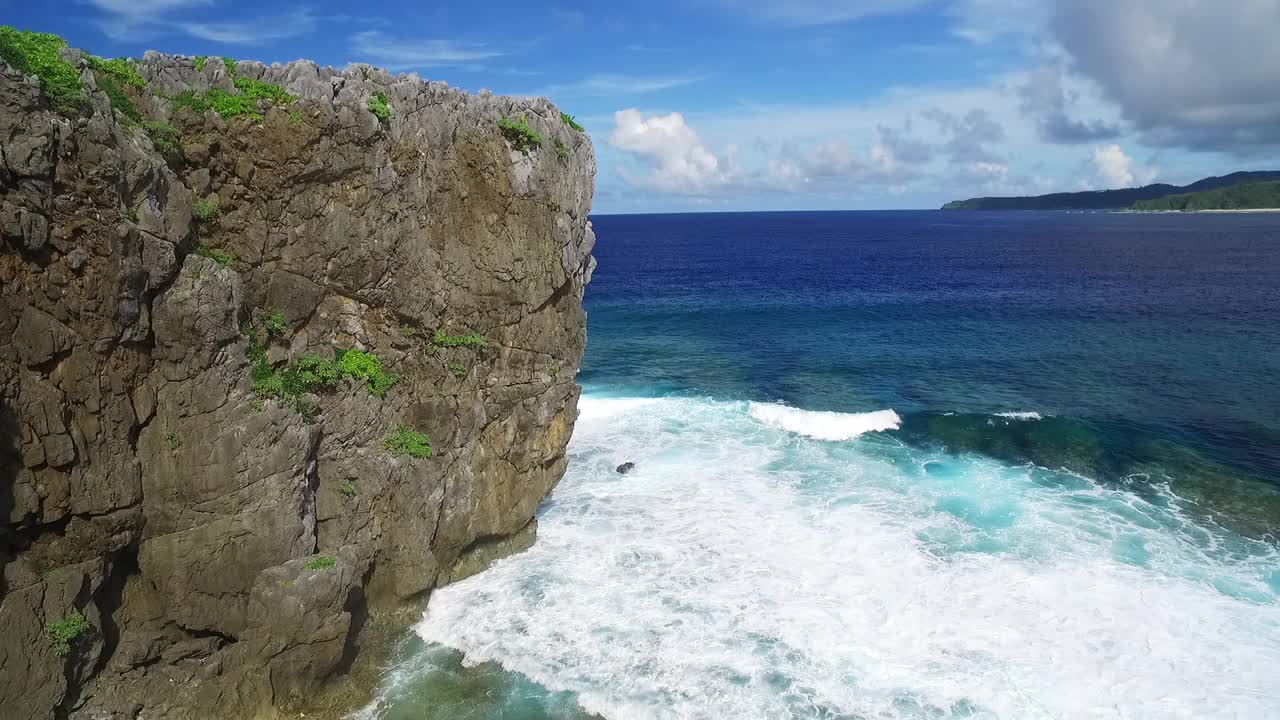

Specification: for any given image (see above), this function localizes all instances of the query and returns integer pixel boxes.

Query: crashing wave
[748,402,901,440]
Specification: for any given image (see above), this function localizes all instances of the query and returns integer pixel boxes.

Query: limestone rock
[1,42,594,718]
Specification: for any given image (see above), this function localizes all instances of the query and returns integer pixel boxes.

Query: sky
[7,0,1280,213]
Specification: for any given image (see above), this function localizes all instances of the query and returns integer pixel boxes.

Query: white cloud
[86,0,320,44]
[177,10,317,45]
[609,109,733,194]
[86,0,212,17]
[1090,144,1156,188]
[350,31,505,70]
[716,0,931,25]
[536,74,707,98]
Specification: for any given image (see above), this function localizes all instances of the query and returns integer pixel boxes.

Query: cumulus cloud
[1018,65,1121,143]
[609,110,734,194]
[1049,0,1280,152]
[1090,144,1156,188]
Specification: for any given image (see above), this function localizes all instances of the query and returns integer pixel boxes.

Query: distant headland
[942,171,1280,211]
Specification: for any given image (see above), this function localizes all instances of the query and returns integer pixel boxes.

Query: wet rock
[616,462,636,474]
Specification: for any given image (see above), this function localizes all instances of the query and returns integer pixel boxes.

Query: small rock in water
[616,462,636,474]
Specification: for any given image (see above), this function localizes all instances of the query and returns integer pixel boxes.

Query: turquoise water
[360,212,1280,719]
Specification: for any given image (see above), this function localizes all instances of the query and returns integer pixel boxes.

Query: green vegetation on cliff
[45,612,91,656]
[942,171,1280,210]
[384,425,433,459]
[560,111,584,132]
[1131,181,1280,211]
[303,555,336,571]
[368,91,392,124]
[499,115,543,151]
[0,26,83,110]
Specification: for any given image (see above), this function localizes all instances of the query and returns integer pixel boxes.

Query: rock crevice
[0,43,594,719]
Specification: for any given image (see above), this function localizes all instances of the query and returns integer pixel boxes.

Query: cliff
[0,30,595,719]
[940,170,1280,210]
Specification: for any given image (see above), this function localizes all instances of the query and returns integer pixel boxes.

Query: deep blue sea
[362,211,1280,720]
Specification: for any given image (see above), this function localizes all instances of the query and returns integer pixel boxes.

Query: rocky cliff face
[0,39,595,719]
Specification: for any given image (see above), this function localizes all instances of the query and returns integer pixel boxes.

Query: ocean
[358,211,1280,719]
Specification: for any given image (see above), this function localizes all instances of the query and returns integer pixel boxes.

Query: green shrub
[233,75,296,105]
[0,26,83,111]
[264,309,288,337]
[205,88,261,121]
[432,329,487,349]
[560,111,584,132]
[193,198,219,221]
[556,140,570,161]
[449,362,467,379]
[171,88,263,122]
[498,115,543,151]
[336,349,399,398]
[195,243,233,266]
[288,109,303,125]
[384,425,432,459]
[193,55,209,71]
[338,481,357,498]
[367,91,391,124]
[164,431,183,452]
[223,57,237,76]
[45,612,91,656]
[142,120,181,158]
[399,324,418,338]
[303,555,336,570]
[89,56,144,87]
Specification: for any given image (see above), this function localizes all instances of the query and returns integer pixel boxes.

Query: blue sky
[9,1,1280,213]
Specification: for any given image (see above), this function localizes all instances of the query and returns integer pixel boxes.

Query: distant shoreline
[1194,208,1280,213]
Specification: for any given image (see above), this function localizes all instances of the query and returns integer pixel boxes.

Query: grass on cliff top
[0,26,84,110]
[384,425,433,459]
[88,55,144,87]
[498,115,543,152]
[46,612,91,656]
[368,91,392,124]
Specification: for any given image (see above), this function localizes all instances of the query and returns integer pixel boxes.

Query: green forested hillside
[941,171,1280,210]
[1131,181,1280,211]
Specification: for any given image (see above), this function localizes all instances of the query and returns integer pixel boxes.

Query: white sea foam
[367,394,1280,720]
[995,411,1044,420]
[748,402,901,440]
